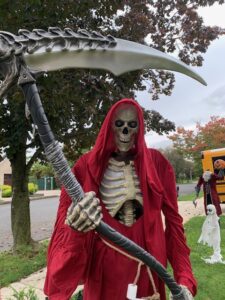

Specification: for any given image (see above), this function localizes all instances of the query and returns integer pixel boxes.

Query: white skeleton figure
[198,204,224,264]
[99,157,143,226]
[65,104,142,230]
[100,104,143,226]
[112,103,139,153]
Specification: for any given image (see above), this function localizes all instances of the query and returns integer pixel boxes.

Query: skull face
[206,204,216,215]
[203,170,212,182]
[112,105,139,153]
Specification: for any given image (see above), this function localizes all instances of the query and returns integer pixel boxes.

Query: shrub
[0,185,12,197]
[0,184,11,191]
[2,188,12,197]
[28,183,38,195]
[0,183,38,197]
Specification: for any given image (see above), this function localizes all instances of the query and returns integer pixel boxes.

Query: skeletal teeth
[120,138,130,143]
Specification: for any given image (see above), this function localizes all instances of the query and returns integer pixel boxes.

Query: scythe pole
[0,28,206,299]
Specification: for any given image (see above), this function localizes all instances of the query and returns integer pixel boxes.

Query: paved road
[0,184,196,252]
[176,183,196,196]
[0,197,59,252]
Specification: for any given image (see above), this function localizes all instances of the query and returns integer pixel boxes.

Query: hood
[87,98,163,194]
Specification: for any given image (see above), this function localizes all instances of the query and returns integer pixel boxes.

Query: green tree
[169,116,225,175]
[0,1,224,251]
[30,162,55,179]
[160,147,194,182]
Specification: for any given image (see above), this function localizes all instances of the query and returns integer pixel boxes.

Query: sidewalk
[0,268,83,299]
[0,189,61,205]
[0,268,82,299]
[0,200,206,299]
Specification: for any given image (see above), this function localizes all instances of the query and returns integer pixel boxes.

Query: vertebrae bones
[0,27,117,60]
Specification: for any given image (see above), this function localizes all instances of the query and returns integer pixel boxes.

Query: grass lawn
[184,215,225,300]
[178,191,203,201]
[1,218,225,299]
[0,241,48,288]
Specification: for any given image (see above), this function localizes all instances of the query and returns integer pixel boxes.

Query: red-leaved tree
[169,116,225,174]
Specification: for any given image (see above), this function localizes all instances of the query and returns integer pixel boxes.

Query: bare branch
[26,147,42,171]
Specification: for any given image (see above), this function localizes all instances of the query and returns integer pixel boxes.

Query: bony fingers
[83,223,96,233]
[65,210,79,226]
[89,209,103,226]
[74,210,88,227]
[69,203,82,221]
[65,205,79,225]
[65,216,72,226]
[74,210,102,232]
[65,193,102,232]
[85,198,101,215]
[76,219,93,232]
[93,197,100,205]
[81,191,96,207]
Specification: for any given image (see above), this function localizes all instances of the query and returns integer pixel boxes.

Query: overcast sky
[137,3,225,149]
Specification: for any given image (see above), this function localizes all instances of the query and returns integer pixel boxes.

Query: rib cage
[0,27,117,60]
[100,157,143,218]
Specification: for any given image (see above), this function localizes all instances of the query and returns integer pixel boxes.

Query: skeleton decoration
[65,191,102,232]
[112,105,139,153]
[0,26,208,298]
[198,204,225,264]
[202,170,212,182]
[194,171,212,207]
[100,158,143,226]
[100,105,143,227]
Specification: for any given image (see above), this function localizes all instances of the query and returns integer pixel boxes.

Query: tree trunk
[11,148,32,251]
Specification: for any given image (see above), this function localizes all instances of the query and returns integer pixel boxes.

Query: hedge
[0,183,38,198]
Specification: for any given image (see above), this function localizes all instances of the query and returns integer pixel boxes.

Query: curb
[0,195,59,205]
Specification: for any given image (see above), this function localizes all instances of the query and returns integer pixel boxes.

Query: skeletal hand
[169,286,194,300]
[194,186,200,198]
[193,199,197,208]
[65,191,102,232]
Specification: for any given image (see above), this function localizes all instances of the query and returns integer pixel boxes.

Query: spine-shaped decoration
[0,27,117,59]
[122,200,135,226]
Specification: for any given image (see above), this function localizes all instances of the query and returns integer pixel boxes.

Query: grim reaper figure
[44,99,196,300]
[194,169,223,217]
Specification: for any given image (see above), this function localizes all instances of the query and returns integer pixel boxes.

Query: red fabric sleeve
[196,176,203,188]
[154,151,197,296]
[44,155,92,300]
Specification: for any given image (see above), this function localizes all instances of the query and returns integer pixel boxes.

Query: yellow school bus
[201,148,225,203]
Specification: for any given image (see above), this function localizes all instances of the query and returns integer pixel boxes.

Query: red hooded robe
[196,174,222,216]
[44,98,197,300]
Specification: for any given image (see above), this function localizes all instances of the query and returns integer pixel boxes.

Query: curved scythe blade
[26,37,207,86]
[0,27,207,87]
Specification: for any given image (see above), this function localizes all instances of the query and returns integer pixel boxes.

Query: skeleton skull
[203,170,212,182]
[112,104,139,153]
[206,204,216,215]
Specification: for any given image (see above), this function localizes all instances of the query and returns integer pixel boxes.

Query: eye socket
[115,120,124,127]
[128,121,138,128]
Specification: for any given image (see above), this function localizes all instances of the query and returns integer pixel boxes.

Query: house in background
[0,157,12,186]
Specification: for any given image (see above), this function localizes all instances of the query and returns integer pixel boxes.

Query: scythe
[0,27,206,299]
